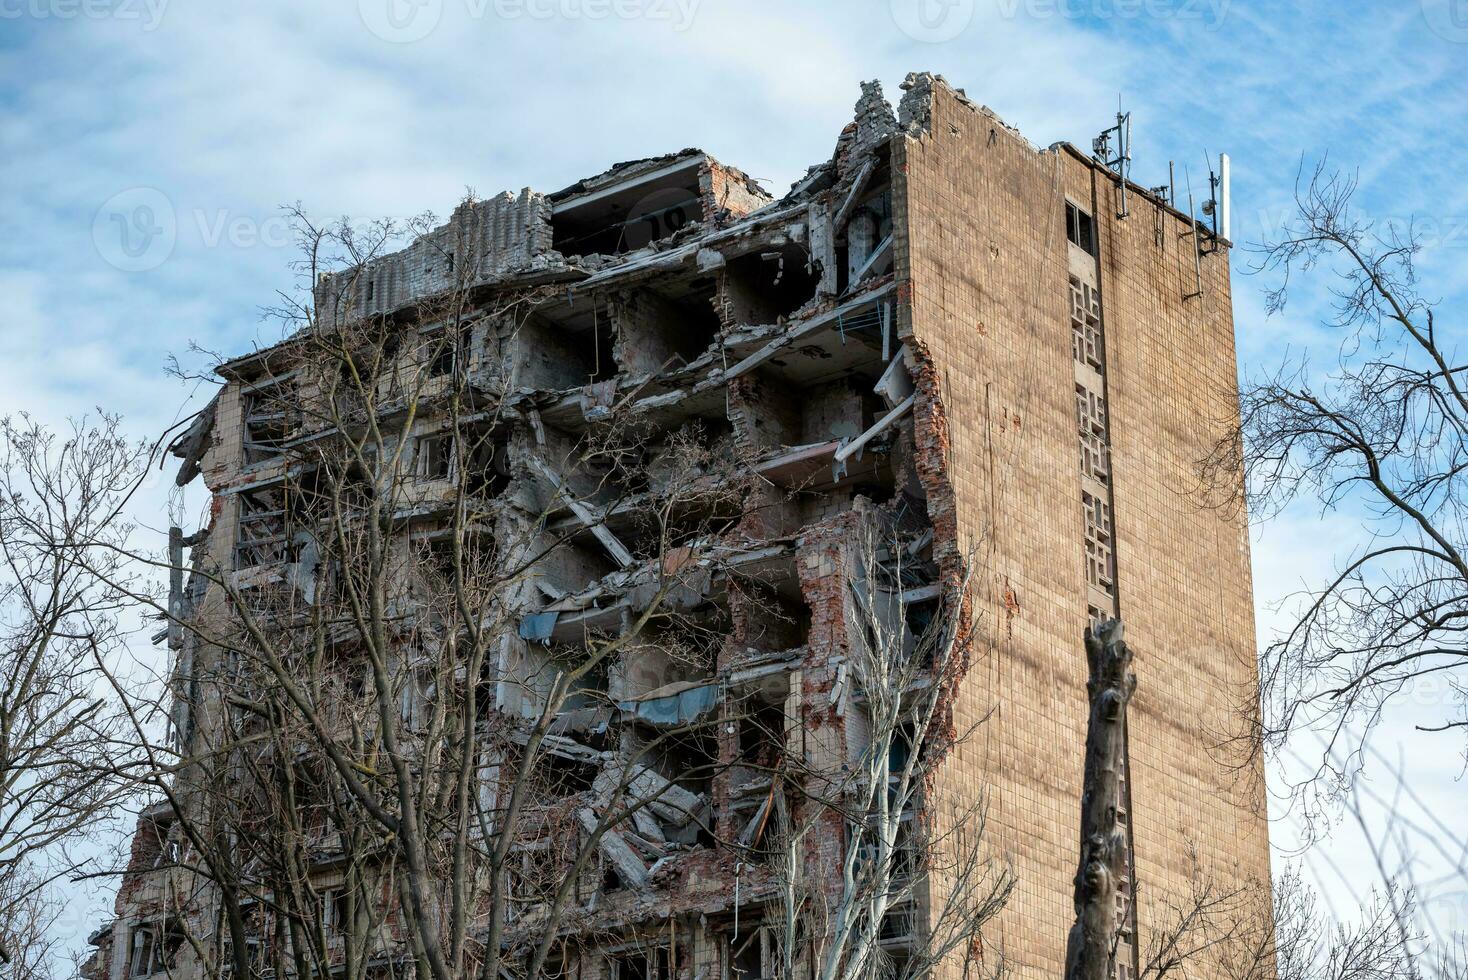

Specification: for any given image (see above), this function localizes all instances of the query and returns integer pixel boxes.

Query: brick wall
[894,79,1270,976]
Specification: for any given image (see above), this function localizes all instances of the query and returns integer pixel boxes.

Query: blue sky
[3,0,1466,960]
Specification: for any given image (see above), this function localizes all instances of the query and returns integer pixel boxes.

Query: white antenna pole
[1218,153,1231,242]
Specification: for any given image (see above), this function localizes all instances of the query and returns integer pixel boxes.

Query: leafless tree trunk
[763,522,1013,980]
[1065,619,1136,980]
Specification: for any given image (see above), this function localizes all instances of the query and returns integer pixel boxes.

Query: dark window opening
[1066,201,1095,253]
[611,282,722,376]
[129,921,184,978]
[737,697,786,765]
[837,187,894,294]
[541,754,598,796]
[722,244,821,325]
[318,888,349,935]
[610,946,671,980]
[726,929,766,980]
[427,323,473,378]
[879,904,918,946]
[235,485,302,569]
[552,160,706,257]
[416,433,455,481]
[904,597,938,660]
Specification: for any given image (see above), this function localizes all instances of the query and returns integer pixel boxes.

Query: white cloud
[4,0,1466,964]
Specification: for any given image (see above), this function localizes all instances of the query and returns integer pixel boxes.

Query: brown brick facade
[895,79,1269,976]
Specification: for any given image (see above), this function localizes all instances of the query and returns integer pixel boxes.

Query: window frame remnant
[1066,200,1095,253]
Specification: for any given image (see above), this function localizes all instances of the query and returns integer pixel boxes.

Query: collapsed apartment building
[85,74,1271,980]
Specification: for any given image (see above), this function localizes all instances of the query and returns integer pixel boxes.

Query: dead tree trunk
[1065,618,1136,980]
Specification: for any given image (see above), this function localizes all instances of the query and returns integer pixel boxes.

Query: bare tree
[0,415,145,974]
[68,201,827,980]
[1201,162,1468,818]
[755,521,1013,980]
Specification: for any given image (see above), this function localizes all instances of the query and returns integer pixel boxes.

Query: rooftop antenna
[1182,166,1203,300]
[1199,151,1231,252]
[1092,96,1133,219]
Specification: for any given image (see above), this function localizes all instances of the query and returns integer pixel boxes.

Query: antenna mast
[1092,97,1133,219]
[1199,152,1231,252]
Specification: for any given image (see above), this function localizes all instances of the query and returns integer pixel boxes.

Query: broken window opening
[1067,200,1096,254]
[540,753,599,796]
[317,887,349,936]
[413,529,495,603]
[241,378,298,465]
[465,430,512,497]
[219,934,266,978]
[903,595,939,666]
[876,720,925,808]
[504,839,553,918]
[856,809,922,887]
[878,901,920,949]
[608,945,672,980]
[147,817,179,870]
[736,695,786,766]
[836,184,893,295]
[416,432,456,481]
[424,319,478,379]
[234,485,302,570]
[723,926,774,980]
[722,244,821,326]
[587,315,618,385]
[398,665,437,733]
[610,281,722,377]
[128,920,184,978]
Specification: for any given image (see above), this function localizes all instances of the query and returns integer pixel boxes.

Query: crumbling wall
[314,189,557,329]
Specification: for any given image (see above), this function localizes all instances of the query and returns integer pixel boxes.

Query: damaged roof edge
[548,148,706,203]
[899,72,1213,239]
[548,148,770,207]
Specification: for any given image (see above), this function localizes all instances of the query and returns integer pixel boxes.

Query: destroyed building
[84,74,1271,980]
